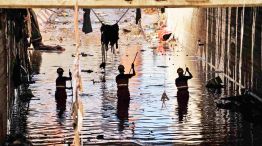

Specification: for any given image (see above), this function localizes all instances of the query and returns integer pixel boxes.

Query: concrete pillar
[0,11,7,143]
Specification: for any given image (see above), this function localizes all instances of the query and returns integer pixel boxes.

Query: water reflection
[29,50,42,74]
[117,97,130,131]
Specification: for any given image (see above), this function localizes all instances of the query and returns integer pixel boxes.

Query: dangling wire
[91,9,103,24]
[116,9,129,24]
[91,8,129,24]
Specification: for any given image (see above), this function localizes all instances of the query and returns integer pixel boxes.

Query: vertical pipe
[205,8,209,81]
[239,7,245,92]
[0,11,7,143]
[251,8,256,89]
[227,8,231,92]
[235,7,238,91]
[215,8,219,70]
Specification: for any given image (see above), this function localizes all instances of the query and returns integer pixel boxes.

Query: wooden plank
[0,0,261,8]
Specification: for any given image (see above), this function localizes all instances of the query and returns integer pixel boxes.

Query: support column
[0,11,7,143]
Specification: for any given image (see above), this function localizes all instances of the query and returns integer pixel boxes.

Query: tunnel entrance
[1,5,262,145]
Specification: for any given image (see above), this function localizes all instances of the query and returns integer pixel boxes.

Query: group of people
[55,63,193,122]
[26,8,193,120]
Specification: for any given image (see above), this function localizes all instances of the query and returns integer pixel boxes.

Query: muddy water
[26,9,262,145]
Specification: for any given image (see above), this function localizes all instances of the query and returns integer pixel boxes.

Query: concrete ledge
[0,0,261,8]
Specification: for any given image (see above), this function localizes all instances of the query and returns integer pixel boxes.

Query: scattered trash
[81,69,93,73]
[96,135,104,139]
[20,89,34,102]
[161,91,169,101]
[91,79,100,84]
[123,28,131,33]
[157,66,168,68]
[150,46,157,50]
[81,52,88,57]
[100,62,106,69]
[206,76,224,88]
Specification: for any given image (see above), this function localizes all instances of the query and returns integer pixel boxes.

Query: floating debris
[96,135,104,139]
[161,91,169,101]
[157,66,168,68]
[91,79,100,84]
[123,28,131,33]
[81,52,88,57]
[100,62,106,69]
[20,89,34,102]
[81,69,93,73]
[150,46,157,50]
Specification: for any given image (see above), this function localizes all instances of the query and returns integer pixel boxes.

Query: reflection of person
[25,9,65,51]
[175,67,192,121]
[115,64,135,130]
[117,98,130,131]
[55,68,72,116]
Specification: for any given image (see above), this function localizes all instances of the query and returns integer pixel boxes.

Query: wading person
[55,67,72,116]
[175,67,193,121]
[115,64,135,129]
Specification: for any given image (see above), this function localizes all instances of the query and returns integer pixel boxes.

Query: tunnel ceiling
[0,0,261,8]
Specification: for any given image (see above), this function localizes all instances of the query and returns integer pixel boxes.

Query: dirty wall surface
[25,8,262,145]
[201,7,262,96]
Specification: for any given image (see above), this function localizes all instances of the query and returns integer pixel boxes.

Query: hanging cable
[116,9,129,24]
[91,9,103,24]
[91,8,129,24]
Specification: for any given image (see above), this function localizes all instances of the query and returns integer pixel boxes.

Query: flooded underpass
[24,8,262,145]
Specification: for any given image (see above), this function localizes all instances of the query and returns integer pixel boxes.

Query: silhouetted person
[175,67,193,91]
[55,68,72,116]
[116,64,135,130]
[175,67,192,121]
[116,64,136,100]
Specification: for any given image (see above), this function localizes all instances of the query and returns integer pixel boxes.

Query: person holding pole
[55,67,72,117]
[115,53,137,126]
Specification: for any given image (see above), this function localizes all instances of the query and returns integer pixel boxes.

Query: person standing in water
[115,64,135,129]
[175,67,193,121]
[55,67,72,116]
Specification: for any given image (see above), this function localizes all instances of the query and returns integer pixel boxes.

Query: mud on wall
[0,9,31,143]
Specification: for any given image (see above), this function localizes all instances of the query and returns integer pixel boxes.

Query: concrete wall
[0,9,31,143]
[0,10,7,143]
[204,7,262,95]
[166,8,206,53]
[167,7,262,97]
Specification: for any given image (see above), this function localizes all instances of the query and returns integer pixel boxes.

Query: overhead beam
[0,0,261,8]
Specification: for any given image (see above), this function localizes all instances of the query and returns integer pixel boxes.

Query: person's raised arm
[131,63,136,76]
[66,71,72,81]
[186,67,193,79]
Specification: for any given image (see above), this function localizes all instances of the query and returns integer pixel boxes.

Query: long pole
[129,52,138,74]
